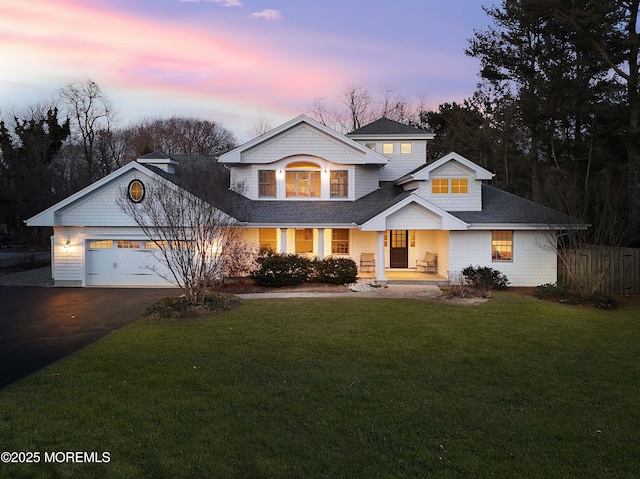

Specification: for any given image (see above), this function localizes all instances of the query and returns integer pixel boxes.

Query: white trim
[359,194,468,231]
[25,163,168,226]
[219,115,389,165]
[397,152,494,185]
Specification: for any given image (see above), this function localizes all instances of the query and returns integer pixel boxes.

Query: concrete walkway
[236,284,442,300]
[0,266,443,300]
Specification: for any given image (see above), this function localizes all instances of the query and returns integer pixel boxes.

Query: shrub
[534,283,574,301]
[589,291,618,309]
[142,292,242,319]
[462,265,509,298]
[443,271,474,298]
[314,256,358,284]
[250,253,313,287]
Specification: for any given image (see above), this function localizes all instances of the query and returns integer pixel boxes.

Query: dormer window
[451,178,469,193]
[432,179,449,194]
[401,143,412,154]
[432,178,469,194]
[286,162,321,198]
[382,143,394,154]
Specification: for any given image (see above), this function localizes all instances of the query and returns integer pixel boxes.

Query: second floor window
[286,163,321,197]
[259,170,276,197]
[432,178,449,194]
[330,171,348,197]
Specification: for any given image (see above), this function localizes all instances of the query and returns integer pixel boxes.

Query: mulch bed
[218,280,350,295]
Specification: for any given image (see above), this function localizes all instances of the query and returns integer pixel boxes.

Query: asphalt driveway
[0,286,178,389]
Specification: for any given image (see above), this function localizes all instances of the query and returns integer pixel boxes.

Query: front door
[389,230,408,268]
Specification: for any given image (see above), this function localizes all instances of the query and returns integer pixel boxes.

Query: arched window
[286,162,320,198]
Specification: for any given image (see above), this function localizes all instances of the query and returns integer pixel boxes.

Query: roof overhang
[360,193,469,231]
[218,115,388,166]
[397,151,494,185]
[25,162,170,227]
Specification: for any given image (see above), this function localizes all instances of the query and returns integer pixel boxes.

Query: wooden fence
[558,247,640,295]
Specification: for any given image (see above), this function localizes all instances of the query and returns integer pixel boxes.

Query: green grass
[1,293,640,478]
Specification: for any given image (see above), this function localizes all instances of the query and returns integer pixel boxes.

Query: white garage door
[86,240,173,286]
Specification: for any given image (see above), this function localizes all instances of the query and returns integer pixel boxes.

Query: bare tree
[308,83,427,133]
[247,112,275,139]
[117,176,247,303]
[126,116,237,156]
[58,79,118,185]
[537,168,630,296]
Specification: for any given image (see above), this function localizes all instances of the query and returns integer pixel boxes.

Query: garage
[86,240,174,286]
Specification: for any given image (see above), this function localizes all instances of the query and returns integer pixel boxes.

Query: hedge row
[250,252,358,287]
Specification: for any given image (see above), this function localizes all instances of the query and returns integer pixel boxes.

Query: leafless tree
[247,112,275,139]
[117,169,248,303]
[308,83,427,133]
[58,79,118,185]
[537,168,631,296]
[126,116,237,156]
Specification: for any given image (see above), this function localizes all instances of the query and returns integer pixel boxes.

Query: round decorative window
[128,180,145,203]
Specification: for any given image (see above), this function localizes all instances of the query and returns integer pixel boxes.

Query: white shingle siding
[52,227,84,284]
[416,162,482,212]
[448,230,557,286]
[354,166,380,199]
[243,124,364,165]
[238,161,378,200]
[58,170,148,227]
[377,141,428,181]
[386,203,442,230]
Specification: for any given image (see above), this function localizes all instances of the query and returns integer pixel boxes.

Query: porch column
[317,228,325,260]
[280,228,287,254]
[376,230,387,282]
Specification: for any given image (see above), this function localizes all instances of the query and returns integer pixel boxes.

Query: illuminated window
[401,143,412,154]
[331,229,349,254]
[295,228,314,253]
[128,180,145,203]
[492,231,513,261]
[117,240,142,249]
[432,179,449,194]
[145,241,167,249]
[382,143,394,154]
[259,228,277,251]
[285,162,320,198]
[330,171,348,197]
[451,178,469,194]
[258,170,276,197]
[89,240,113,249]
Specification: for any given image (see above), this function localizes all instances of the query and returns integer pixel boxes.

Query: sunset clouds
[0,0,484,137]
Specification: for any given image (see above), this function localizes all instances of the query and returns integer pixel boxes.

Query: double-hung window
[331,229,349,254]
[258,170,276,197]
[492,231,513,261]
[330,171,348,198]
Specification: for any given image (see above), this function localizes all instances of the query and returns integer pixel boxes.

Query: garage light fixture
[64,240,70,250]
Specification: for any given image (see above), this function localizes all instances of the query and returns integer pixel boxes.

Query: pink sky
[0,0,487,139]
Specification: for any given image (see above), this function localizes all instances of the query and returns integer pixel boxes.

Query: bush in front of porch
[250,252,358,287]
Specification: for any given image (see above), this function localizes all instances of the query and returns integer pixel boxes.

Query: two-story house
[26,115,583,287]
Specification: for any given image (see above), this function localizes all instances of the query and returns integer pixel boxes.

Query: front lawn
[1,293,639,478]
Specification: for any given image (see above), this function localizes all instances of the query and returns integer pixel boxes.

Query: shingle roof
[224,182,412,225]
[140,155,585,228]
[450,185,585,225]
[347,117,431,136]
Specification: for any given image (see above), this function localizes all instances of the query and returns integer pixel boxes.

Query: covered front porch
[244,227,451,283]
